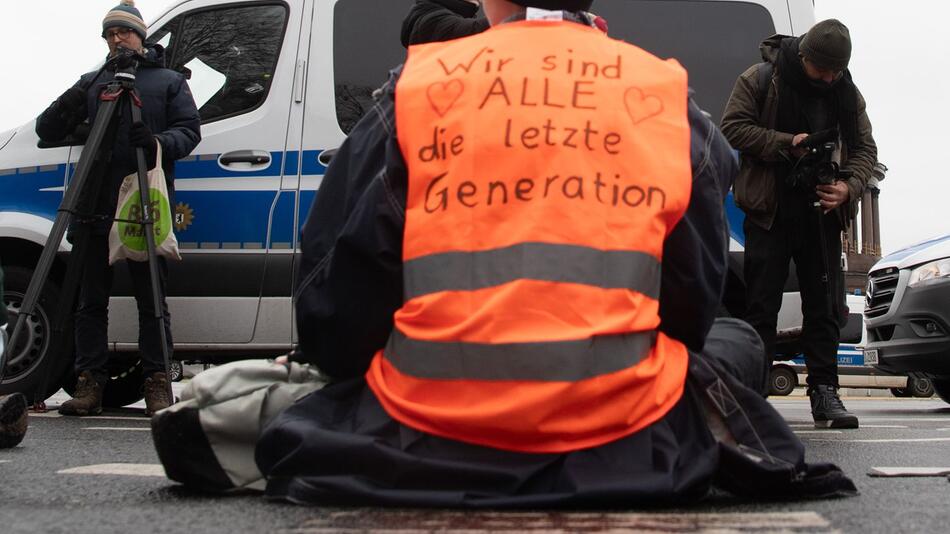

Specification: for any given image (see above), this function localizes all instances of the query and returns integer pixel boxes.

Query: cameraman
[35,0,200,417]
[721,19,876,428]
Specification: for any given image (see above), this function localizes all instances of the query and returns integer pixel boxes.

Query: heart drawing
[426,79,465,117]
[624,87,664,125]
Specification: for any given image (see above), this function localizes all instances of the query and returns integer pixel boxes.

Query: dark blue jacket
[36,46,200,221]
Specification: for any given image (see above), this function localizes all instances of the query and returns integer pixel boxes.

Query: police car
[0,0,819,405]
[864,234,950,402]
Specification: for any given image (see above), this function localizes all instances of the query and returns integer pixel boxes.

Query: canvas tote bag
[109,140,181,264]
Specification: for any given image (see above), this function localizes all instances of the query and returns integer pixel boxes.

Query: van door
[109,0,303,347]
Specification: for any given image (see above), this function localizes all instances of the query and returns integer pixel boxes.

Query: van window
[163,4,289,123]
[591,1,774,123]
[332,0,773,130]
[333,0,412,133]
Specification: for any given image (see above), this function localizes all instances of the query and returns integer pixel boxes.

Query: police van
[0,0,818,405]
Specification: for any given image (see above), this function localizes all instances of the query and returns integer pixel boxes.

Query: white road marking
[82,427,151,432]
[0,460,9,464]
[794,430,842,434]
[789,423,907,429]
[869,467,950,477]
[30,413,147,422]
[858,417,950,422]
[808,437,950,443]
[57,463,166,477]
[288,511,833,533]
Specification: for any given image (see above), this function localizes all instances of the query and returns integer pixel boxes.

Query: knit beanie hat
[800,19,851,71]
[509,0,595,12]
[102,0,147,41]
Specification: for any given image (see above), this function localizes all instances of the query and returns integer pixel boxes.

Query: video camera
[786,128,852,192]
[106,46,145,75]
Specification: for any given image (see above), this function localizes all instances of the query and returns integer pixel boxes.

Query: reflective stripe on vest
[368,20,692,453]
[403,242,660,300]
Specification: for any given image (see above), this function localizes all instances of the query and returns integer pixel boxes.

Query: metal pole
[861,190,874,255]
[871,188,882,256]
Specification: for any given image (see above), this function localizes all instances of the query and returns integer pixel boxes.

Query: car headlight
[908,257,950,287]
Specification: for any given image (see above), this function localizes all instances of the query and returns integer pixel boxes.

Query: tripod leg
[0,96,121,384]
[127,101,174,405]
[28,225,95,405]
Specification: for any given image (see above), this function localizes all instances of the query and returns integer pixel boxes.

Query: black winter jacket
[36,46,201,224]
[401,0,489,47]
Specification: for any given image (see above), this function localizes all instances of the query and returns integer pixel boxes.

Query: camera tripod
[0,52,173,405]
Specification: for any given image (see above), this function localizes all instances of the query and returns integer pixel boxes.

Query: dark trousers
[743,211,842,390]
[74,232,172,384]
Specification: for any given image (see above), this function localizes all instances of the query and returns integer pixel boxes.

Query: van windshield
[333,0,775,133]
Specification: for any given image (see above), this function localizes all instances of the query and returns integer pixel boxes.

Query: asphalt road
[2,389,949,533]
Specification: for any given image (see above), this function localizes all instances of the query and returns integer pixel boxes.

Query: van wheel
[63,354,144,408]
[910,377,935,398]
[0,266,73,404]
[769,366,798,396]
[932,379,950,404]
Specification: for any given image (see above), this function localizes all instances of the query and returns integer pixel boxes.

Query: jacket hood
[759,34,793,64]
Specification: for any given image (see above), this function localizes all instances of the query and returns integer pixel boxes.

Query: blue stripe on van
[725,191,745,247]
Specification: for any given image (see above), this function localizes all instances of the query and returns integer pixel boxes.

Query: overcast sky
[0,1,945,254]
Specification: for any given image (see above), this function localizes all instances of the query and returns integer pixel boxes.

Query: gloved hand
[129,121,158,168]
[57,86,86,113]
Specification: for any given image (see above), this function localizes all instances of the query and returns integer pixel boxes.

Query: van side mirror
[37,123,90,149]
[318,148,338,166]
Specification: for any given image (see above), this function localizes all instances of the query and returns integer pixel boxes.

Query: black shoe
[810,385,859,429]
[0,393,28,448]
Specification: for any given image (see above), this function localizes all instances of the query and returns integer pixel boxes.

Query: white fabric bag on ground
[150,359,326,491]
[108,140,181,264]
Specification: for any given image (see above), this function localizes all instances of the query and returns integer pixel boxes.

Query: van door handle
[219,150,271,166]
[318,148,338,166]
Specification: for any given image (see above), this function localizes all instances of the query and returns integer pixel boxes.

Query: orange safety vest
[367,19,692,453]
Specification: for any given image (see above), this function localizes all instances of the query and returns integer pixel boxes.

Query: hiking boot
[0,393,28,448]
[59,371,103,416]
[810,384,859,429]
[144,372,171,416]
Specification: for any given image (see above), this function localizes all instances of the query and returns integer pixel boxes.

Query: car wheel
[168,360,183,382]
[769,366,798,396]
[930,378,950,404]
[0,266,73,404]
[910,377,935,398]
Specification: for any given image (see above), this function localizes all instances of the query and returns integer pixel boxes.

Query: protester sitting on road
[248,0,857,506]
[34,0,200,417]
